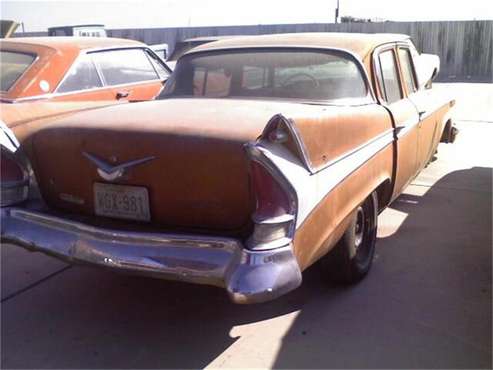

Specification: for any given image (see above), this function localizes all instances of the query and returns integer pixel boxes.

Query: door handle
[116,91,130,99]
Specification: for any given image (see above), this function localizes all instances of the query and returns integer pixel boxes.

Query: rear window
[160,49,368,102]
[0,51,36,91]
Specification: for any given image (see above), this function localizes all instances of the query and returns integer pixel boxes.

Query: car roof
[0,36,145,52]
[180,35,245,43]
[188,32,410,60]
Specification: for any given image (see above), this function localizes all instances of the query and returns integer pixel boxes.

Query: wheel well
[440,119,452,143]
[375,179,392,213]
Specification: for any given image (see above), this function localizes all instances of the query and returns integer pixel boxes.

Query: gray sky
[2,0,492,32]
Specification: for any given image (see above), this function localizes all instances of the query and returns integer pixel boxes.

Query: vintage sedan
[0,33,457,303]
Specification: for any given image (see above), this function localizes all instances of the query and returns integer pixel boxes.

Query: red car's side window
[56,54,103,93]
[91,49,160,86]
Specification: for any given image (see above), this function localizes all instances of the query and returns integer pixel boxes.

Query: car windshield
[159,49,368,102]
[0,51,36,91]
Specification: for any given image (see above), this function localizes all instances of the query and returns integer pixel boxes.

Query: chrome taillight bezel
[1,146,30,207]
[1,121,31,207]
[245,145,298,251]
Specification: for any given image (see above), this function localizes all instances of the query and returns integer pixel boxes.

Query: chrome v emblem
[83,152,155,181]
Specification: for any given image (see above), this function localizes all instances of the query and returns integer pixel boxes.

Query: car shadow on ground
[1,167,491,369]
[1,251,333,369]
[272,166,492,369]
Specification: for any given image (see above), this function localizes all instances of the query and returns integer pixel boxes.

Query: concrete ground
[1,84,492,369]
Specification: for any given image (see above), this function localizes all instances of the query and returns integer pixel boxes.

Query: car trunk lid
[29,98,307,233]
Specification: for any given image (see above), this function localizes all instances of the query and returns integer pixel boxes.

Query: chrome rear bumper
[0,207,302,304]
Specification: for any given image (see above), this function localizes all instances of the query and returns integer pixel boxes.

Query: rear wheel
[326,191,378,284]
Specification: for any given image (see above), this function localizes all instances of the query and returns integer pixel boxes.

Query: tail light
[1,150,28,206]
[1,154,24,182]
[247,160,296,250]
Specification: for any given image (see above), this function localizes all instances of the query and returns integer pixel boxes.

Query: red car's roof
[1,36,145,52]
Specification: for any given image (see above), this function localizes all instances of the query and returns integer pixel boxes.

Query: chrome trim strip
[251,213,294,224]
[9,78,165,102]
[262,113,395,176]
[1,207,302,304]
[313,128,395,174]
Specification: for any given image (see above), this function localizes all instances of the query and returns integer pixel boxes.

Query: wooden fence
[16,20,493,82]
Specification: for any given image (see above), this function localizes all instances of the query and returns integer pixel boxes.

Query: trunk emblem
[83,152,155,181]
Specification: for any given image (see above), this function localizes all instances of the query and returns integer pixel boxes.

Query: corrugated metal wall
[15,21,493,82]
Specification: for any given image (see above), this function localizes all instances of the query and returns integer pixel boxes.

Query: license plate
[94,183,150,221]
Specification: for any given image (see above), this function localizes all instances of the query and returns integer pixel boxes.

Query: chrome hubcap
[354,206,365,249]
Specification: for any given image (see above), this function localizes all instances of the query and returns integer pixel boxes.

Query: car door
[90,48,169,101]
[398,43,439,170]
[373,45,420,199]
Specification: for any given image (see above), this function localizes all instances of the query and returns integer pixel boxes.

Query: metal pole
[335,0,340,24]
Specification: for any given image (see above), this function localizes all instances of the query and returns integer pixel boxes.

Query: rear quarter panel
[257,104,395,270]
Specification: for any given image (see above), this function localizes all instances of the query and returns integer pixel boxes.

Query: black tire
[326,191,378,284]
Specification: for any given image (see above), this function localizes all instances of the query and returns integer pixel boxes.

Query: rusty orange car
[1,37,170,103]
[1,37,170,130]
[1,33,457,303]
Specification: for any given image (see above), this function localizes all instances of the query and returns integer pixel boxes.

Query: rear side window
[377,50,402,104]
[398,48,417,94]
[57,54,102,93]
[91,49,159,86]
[0,51,36,91]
